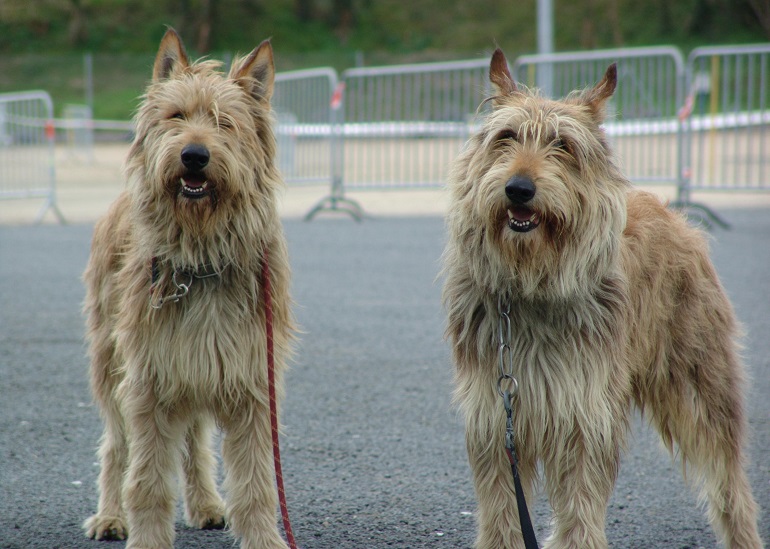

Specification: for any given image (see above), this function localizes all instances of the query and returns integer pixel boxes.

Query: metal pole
[84,53,94,113]
[83,52,95,163]
[536,0,554,96]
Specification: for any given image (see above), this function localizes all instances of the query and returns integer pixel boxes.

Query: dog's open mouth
[180,173,210,199]
[507,206,541,233]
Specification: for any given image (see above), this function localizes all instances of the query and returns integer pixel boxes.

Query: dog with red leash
[82,28,296,549]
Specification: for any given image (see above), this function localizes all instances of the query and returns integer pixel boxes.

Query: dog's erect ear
[230,39,275,103]
[490,48,518,98]
[153,27,190,82]
[583,63,617,120]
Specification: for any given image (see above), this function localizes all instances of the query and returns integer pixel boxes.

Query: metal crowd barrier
[340,59,491,192]
[287,47,702,221]
[681,44,770,201]
[0,90,65,223]
[274,67,339,186]
[273,67,363,220]
[512,47,686,191]
[62,103,94,164]
[293,58,493,219]
[6,46,763,223]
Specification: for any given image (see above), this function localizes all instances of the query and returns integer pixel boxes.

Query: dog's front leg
[83,402,128,540]
[466,394,538,549]
[182,415,226,530]
[541,423,620,549]
[221,399,289,549]
[121,383,185,549]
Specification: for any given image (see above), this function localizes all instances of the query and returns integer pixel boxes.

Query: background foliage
[1,0,767,55]
[0,0,767,119]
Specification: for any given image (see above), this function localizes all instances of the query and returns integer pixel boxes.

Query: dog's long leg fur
[624,197,764,549]
[83,401,128,540]
[461,373,538,549]
[182,415,226,529]
[540,425,620,549]
[121,385,186,549]
[221,398,288,549]
[83,257,129,541]
[639,346,762,548]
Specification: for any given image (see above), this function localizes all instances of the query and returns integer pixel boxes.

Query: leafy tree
[0,0,766,53]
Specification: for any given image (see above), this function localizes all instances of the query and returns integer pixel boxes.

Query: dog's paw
[200,515,226,530]
[83,514,128,540]
[186,503,226,530]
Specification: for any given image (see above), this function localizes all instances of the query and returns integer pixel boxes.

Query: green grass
[0,52,152,119]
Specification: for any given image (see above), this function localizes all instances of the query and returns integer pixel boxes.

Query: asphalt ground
[1,209,769,548]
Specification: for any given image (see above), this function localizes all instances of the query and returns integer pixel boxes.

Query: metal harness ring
[497,373,519,399]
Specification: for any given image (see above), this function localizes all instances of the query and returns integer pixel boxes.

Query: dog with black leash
[443,48,763,549]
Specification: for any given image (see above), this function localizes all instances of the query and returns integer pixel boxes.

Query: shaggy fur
[442,48,763,549]
[82,29,294,549]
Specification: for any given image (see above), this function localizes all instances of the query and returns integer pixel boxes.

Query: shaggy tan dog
[82,29,294,549]
[442,48,763,549]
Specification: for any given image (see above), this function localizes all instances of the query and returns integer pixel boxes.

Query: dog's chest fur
[114,253,268,405]
[494,291,627,379]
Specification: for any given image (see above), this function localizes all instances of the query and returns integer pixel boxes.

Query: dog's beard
[479,193,623,301]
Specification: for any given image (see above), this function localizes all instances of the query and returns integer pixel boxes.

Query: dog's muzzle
[180,144,211,199]
[505,175,540,233]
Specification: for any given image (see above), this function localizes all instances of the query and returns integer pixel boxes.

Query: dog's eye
[169,112,185,120]
[553,137,574,156]
[495,129,519,144]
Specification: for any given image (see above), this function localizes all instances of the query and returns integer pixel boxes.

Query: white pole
[537,0,553,55]
[536,0,554,96]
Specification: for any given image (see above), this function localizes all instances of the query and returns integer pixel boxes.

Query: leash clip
[503,389,515,451]
[151,270,193,309]
[497,296,539,549]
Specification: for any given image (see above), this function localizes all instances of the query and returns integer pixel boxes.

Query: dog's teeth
[507,209,514,220]
[181,181,208,194]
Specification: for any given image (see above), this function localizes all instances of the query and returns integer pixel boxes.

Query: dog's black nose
[505,175,536,203]
[181,144,210,171]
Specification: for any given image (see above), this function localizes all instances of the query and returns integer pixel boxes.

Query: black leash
[502,391,539,549]
[497,296,539,549]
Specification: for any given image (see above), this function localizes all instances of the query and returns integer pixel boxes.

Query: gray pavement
[1,211,769,548]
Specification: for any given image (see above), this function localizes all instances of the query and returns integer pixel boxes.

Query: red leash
[262,249,298,549]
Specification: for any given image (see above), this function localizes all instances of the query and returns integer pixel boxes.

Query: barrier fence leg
[669,200,731,230]
[669,112,730,231]
[304,98,365,221]
[33,194,67,225]
[304,175,364,222]
[670,176,730,230]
